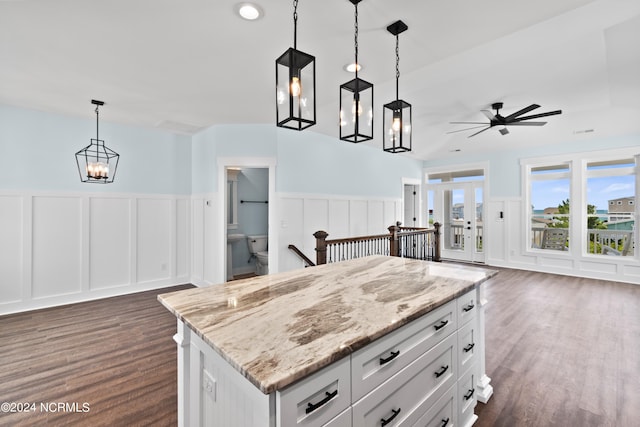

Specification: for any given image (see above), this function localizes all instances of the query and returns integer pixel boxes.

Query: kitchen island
[159,255,497,427]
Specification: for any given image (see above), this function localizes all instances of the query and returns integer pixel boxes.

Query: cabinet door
[456,289,477,326]
[352,333,456,426]
[458,364,478,427]
[457,320,477,377]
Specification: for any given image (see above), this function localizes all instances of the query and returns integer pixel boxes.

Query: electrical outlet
[202,369,216,401]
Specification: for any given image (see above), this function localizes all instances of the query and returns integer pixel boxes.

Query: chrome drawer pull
[464,388,475,400]
[463,343,475,353]
[379,350,400,365]
[434,365,449,378]
[305,390,338,414]
[380,408,401,426]
[434,320,448,331]
[441,418,450,427]
[463,303,475,312]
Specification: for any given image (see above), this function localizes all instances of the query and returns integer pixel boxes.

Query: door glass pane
[444,189,465,250]
[475,187,483,253]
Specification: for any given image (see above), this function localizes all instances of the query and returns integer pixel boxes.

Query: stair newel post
[433,222,442,262]
[388,224,400,257]
[313,230,329,265]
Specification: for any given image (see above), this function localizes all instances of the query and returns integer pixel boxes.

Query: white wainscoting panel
[137,198,172,283]
[367,201,384,235]
[350,200,368,237]
[0,195,23,303]
[279,198,305,272]
[191,198,205,283]
[0,191,191,315]
[89,197,131,290]
[31,196,83,299]
[276,193,402,274]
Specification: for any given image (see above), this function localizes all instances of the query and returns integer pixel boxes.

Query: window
[529,164,571,251]
[586,159,635,257]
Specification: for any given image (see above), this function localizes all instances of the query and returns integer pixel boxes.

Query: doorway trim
[217,157,277,284]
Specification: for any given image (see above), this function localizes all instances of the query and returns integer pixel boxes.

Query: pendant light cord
[293,0,298,50]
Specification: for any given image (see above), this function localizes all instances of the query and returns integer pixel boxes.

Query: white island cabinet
[159,256,497,427]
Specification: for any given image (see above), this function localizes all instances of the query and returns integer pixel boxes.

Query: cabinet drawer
[352,333,457,427]
[277,356,351,427]
[351,300,456,402]
[457,289,477,326]
[458,364,478,427]
[412,384,455,427]
[457,320,478,378]
[324,407,351,427]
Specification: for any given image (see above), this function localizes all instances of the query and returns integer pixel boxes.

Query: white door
[403,184,418,227]
[432,182,484,263]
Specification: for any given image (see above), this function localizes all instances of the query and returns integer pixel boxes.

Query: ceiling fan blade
[449,121,488,125]
[481,110,496,121]
[446,125,489,134]
[512,110,562,121]
[507,121,547,126]
[503,104,540,121]
[468,126,491,138]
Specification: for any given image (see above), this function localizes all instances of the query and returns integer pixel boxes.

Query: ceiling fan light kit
[449,102,562,138]
[276,0,317,131]
[339,0,374,143]
[383,20,412,154]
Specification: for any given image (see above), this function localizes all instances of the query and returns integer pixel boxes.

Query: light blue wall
[0,104,192,194]
[423,133,640,198]
[191,124,423,198]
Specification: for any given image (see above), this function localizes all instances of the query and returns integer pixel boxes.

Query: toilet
[247,235,268,275]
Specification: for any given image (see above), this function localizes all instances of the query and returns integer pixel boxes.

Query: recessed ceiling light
[343,63,362,73]
[236,3,263,21]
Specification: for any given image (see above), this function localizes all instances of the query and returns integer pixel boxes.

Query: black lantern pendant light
[276,0,316,130]
[75,100,119,183]
[339,0,374,143]
[383,20,412,153]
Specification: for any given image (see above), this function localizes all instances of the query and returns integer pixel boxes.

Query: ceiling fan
[448,102,562,138]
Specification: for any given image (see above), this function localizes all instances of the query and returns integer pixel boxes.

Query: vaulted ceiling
[1,0,639,160]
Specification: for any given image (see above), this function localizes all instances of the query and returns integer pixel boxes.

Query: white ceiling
[1,0,639,161]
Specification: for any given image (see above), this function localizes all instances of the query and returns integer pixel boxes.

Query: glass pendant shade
[340,77,374,142]
[75,100,119,183]
[383,99,412,153]
[276,47,316,130]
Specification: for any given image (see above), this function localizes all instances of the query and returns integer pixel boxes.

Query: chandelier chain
[95,104,100,142]
[354,2,358,78]
[395,35,400,99]
[293,0,298,49]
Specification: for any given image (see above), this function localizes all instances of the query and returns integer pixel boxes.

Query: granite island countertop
[158,255,498,394]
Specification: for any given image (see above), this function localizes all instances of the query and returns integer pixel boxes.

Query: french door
[430,181,484,263]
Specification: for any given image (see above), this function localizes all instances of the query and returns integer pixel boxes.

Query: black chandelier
[276,0,316,131]
[383,20,412,153]
[75,100,119,183]
[339,0,374,143]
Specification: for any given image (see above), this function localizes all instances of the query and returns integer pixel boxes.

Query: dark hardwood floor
[475,268,640,427]
[1,269,638,426]
[0,285,192,427]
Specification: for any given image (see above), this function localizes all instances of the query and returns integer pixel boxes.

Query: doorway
[217,157,277,284]
[427,169,485,263]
